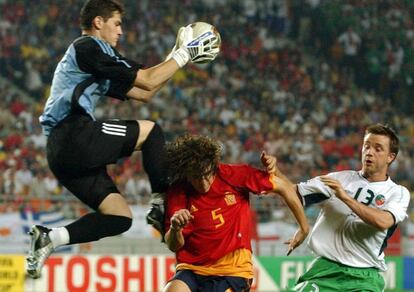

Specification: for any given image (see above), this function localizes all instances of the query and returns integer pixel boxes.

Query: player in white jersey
[298,170,409,271]
[280,124,410,291]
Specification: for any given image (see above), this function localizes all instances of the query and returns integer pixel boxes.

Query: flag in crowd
[19,208,73,253]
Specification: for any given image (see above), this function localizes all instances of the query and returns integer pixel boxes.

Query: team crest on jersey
[224,192,236,205]
[375,194,385,206]
[190,204,198,213]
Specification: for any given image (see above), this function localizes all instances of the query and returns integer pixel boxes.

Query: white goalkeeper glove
[190,46,220,64]
[169,26,192,67]
[185,25,220,64]
[170,24,220,67]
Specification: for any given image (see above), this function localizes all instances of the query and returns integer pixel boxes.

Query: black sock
[65,213,132,244]
[141,123,168,193]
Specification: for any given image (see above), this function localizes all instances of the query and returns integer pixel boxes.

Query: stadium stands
[0,0,413,255]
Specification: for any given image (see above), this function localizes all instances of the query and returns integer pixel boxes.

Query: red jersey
[165,163,275,265]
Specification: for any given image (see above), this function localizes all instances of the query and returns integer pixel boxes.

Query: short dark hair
[80,0,124,30]
[365,123,399,156]
[166,134,222,183]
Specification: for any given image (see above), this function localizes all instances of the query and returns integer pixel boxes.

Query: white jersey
[298,170,410,271]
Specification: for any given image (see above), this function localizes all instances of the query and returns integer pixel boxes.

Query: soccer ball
[188,22,221,64]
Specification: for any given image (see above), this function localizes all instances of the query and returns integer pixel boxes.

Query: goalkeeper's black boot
[26,225,54,279]
[146,203,165,237]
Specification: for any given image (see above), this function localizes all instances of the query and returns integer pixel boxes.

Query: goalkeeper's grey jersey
[298,170,410,271]
[39,35,141,136]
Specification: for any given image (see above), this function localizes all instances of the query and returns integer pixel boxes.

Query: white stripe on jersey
[101,123,126,136]
[102,125,126,133]
[102,129,126,136]
[102,123,127,129]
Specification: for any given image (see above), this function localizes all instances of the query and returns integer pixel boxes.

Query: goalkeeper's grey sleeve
[74,36,142,100]
[297,175,335,207]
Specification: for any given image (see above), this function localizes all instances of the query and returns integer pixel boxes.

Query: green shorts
[294,257,385,292]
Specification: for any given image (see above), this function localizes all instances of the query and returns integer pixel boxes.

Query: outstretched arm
[127,80,168,102]
[132,26,187,91]
[133,26,186,91]
[262,152,309,254]
[134,24,219,91]
[272,175,309,255]
[128,27,184,97]
[134,60,179,91]
[261,151,303,203]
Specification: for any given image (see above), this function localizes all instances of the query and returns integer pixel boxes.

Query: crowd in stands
[292,0,414,112]
[0,0,413,233]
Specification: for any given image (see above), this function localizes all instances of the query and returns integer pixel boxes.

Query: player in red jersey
[162,135,309,292]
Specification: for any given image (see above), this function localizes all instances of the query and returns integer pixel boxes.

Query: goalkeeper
[27,0,219,279]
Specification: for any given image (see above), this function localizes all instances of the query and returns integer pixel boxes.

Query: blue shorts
[172,269,252,292]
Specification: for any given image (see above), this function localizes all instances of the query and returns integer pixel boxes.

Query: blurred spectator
[337,26,361,76]
[14,161,32,195]
[0,0,411,234]
[29,170,48,199]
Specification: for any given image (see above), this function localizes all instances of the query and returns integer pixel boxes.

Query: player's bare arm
[133,26,184,91]
[262,152,304,208]
[127,81,169,102]
[135,24,220,91]
[271,176,309,255]
[133,25,187,91]
[261,152,308,254]
[320,176,395,230]
[135,60,180,91]
[165,209,194,252]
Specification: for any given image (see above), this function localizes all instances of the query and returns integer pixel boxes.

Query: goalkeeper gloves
[168,24,220,67]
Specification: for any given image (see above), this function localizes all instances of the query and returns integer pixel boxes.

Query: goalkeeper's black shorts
[46,113,139,210]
